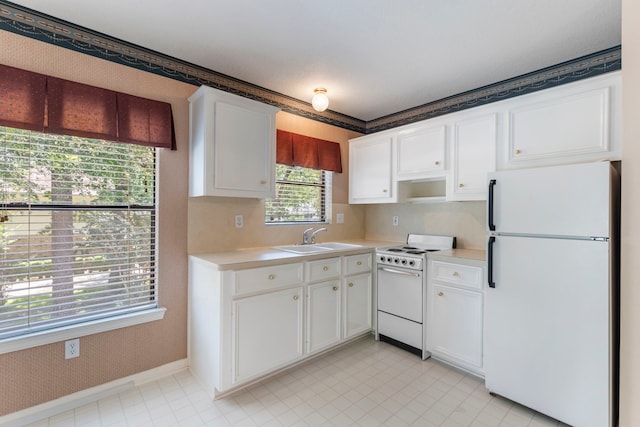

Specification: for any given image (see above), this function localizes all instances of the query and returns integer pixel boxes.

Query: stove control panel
[376,253,423,270]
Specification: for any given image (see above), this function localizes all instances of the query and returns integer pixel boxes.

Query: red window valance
[0,64,176,150]
[276,130,342,173]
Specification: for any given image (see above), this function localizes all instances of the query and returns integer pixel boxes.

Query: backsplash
[188,198,487,253]
[364,201,487,249]
[188,200,366,254]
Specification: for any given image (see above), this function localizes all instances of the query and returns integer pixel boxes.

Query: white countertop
[190,240,397,271]
[428,248,487,262]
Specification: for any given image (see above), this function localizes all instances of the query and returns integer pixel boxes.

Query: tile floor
[25,336,568,427]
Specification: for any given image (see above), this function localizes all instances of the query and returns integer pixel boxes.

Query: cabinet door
[232,287,303,383]
[307,280,341,354]
[448,114,496,201]
[427,283,483,371]
[349,136,395,203]
[396,125,446,180]
[501,73,621,169]
[343,273,372,338]
[188,85,279,198]
[214,101,274,197]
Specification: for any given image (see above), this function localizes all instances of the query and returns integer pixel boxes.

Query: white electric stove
[375,234,456,359]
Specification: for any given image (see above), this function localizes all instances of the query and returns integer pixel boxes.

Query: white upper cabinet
[447,113,497,201]
[499,72,621,170]
[347,71,621,205]
[349,135,397,203]
[189,85,280,198]
[396,124,446,181]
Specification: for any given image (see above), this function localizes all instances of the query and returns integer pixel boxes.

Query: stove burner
[402,246,418,250]
[387,248,404,252]
[406,250,427,255]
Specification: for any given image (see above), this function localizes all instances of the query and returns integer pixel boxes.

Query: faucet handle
[309,227,328,244]
[302,227,314,244]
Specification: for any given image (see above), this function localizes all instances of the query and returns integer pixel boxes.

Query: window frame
[265,164,332,225]
[0,128,165,354]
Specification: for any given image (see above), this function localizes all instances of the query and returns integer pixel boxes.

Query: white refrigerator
[485,161,619,427]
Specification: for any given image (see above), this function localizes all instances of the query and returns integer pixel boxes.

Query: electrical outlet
[393,215,399,227]
[65,338,80,359]
[336,213,344,224]
[235,215,243,228]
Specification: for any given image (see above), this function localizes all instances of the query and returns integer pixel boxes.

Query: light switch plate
[336,213,344,224]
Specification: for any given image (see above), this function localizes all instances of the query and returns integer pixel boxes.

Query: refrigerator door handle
[487,236,496,288]
[488,179,496,231]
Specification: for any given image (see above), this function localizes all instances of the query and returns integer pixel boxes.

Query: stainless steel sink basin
[273,242,362,254]
[314,242,362,250]
[274,244,333,254]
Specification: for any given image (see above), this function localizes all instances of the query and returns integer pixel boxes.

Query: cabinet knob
[348,282,354,287]
[323,266,329,271]
[260,179,267,184]
[357,261,362,266]
[453,272,459,277]
[333,286,338,291]
[383,189,388,193]
[458,183,464,188]
[438,291,444,296]
[515,149,521,155]
[268,274,276,280]
[293,295,299,301]
[434,161,440,166]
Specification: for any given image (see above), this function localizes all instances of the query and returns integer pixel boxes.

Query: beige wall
[0,31,194,415]
[364,202,487,249]
[2,7,638,422]
[620,1,638,425]
[187,111,366,254]
[0,30,366,415]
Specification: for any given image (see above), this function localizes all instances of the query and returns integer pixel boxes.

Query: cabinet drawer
[307,258,341,282]
[234,263,304,295]
[343,253,372,275]
[431,261,483,290]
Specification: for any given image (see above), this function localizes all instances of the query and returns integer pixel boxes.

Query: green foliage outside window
[265,164,329,223]
[0,127,156,339]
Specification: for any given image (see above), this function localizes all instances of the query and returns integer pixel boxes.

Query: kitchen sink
[274,242,362,254]
[313,242,362,250]
[274,245,333,254]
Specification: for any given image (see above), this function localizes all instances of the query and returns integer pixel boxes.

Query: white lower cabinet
[343,272,373,339]
[189,252,373,399]
[307,280,341,354]
[233,287,304,383]
[427,253,486,377]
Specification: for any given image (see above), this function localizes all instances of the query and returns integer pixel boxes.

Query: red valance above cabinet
[0,64,176,150]
[276,129,342,173]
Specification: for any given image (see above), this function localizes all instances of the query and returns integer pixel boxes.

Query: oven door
[377,265,423,323]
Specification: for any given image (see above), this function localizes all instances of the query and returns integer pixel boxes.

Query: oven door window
[377,266,423,323]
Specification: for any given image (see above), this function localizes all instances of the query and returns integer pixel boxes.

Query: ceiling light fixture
[311,88,329,112]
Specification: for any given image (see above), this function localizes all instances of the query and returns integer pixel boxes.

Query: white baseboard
[0,358,188,427]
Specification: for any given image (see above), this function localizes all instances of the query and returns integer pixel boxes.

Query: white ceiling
[9,0,621,121]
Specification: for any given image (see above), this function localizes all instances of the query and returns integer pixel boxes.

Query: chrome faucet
[302,227,314,245]
[310,227,327,244]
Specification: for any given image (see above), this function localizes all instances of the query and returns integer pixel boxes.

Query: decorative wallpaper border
[0,1,621,135]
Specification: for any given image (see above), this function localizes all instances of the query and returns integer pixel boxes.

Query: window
[0,126,156,340]
[265,164,331,223]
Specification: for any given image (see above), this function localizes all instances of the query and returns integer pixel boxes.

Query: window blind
[265,165,331,223]
[0,126,156,339]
